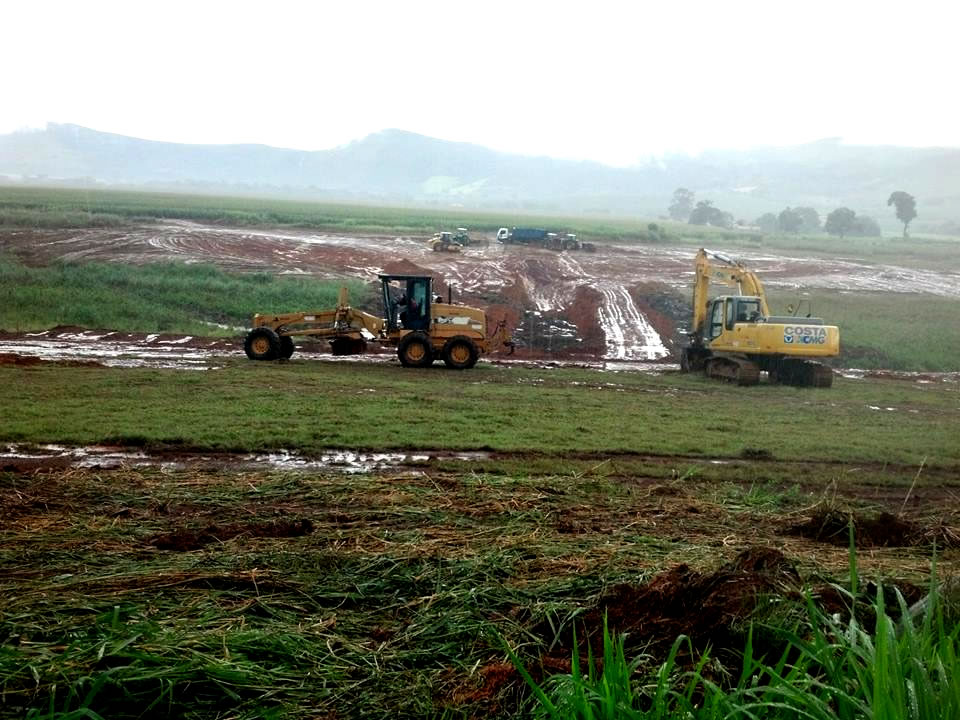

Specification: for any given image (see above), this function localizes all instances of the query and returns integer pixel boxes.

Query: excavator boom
[693,249,770,334]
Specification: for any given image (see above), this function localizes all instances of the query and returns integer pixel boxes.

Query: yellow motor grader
[244,274,512,369]
[429,231,462,253]
[680,249,839,387]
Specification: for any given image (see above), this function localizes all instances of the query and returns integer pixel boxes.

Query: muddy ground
[4,221,960,364]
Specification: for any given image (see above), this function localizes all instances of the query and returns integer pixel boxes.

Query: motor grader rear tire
[279,335,295,359]
[398,332,433,368]
[244,327,281,360]
[442,336,479,370]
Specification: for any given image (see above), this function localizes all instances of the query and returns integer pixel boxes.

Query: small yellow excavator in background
[244,274,512,369]
[680,249,839,387]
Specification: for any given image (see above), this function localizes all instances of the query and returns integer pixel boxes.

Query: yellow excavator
[244,274,512,369]
[680,249,839,387]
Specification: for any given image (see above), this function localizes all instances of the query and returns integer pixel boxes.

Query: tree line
[668,188,917,237]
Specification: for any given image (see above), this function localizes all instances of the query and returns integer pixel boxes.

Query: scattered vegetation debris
[740,447,774,460]
[148,518,314,551]
[788,509,959,548]
[567,548,801,656]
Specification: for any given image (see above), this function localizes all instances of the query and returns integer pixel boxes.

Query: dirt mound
[627,286,679,352]
[381,258,436,279]
[789,509,959,548]
[0,352,104,368]
[461,549,805,707]
[564,285,605,353]
[149,518,314,551]
[573,548,801,654]
[0,353,45,366]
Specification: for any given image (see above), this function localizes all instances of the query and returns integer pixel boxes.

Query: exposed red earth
[3,221,959,369]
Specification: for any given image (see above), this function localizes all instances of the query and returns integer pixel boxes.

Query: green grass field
[2,186,960,718]
[0,256,371,335]
[3,360,958,467]
[2,343,958,720]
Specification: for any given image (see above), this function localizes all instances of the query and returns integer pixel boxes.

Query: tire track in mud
[595,284,669,360]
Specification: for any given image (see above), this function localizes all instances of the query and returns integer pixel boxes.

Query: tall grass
[513,555,960,719]
[0,255,370,334]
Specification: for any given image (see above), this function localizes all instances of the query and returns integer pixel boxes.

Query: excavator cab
[707,296,763,341]
[380,275,432,331]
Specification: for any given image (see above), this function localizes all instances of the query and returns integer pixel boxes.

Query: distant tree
[794,207,821,233]
[755,213,778,233]
[824,207,857,238]
[688,200,714,225]
[887,191,917,237]
[778,207,803,233]
[688,200,734,229]
[668,188,695,221]
[851,215,882,237]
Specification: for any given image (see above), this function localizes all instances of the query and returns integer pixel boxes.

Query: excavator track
[808,362,834,388]
[705,357,760,386]
[774,359,834,388]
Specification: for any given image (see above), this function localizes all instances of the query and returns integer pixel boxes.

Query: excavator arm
[692,249,770,335]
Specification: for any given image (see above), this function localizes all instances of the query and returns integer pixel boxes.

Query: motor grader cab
[244,274,512,369]
[680,249,839,387]
[380,274,513,368]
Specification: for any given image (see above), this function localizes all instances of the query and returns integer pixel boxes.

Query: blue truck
[496,227,595,251]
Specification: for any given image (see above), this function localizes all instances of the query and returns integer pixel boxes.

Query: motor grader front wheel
[244,327,281,360]
[442,336,478,370]
[397,332,433,368]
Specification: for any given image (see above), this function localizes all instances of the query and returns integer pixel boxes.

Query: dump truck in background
[244,274,513,369]
[496,227,595,251]
[680,249,838,387]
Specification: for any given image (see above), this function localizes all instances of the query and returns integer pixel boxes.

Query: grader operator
[243,274,512,369]
[680,249,839,387]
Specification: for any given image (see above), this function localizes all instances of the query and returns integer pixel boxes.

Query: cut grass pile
[1,463,957,719]
[4,359,960,466]
[0,255,370,334]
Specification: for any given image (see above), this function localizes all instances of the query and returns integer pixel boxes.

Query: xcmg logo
[783,326,828,345]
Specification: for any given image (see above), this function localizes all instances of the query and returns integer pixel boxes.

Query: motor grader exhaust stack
[680,249,839,387]
[243,274,512,369]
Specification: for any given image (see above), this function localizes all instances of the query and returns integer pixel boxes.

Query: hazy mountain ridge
[2,124,958,229]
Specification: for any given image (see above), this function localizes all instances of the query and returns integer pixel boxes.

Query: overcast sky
[4,0,957,166]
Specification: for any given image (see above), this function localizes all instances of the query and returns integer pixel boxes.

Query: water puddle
[0,330,239,369]
[0,444,491,473]
[840,368,960,384]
